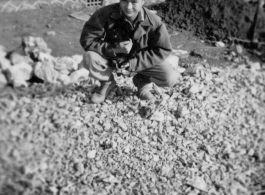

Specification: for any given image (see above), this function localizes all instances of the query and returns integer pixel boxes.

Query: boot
[91,76,116,104]
[133,74,154,100]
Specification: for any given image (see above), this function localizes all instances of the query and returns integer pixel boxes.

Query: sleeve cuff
[129,57,137,72]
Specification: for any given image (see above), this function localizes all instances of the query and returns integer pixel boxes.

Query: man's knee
[166,73,180,87]
[148,64,180,87]
[83,51,99,69]
[151,74,178,87]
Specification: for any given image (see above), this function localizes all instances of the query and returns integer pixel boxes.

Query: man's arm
[128,22,172,72]
[79,10,116,58]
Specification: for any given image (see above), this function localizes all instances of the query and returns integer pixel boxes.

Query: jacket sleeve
[79,10,116,58]
[128,22,172,72]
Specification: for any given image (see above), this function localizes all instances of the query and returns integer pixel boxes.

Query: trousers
[83,51,180,87]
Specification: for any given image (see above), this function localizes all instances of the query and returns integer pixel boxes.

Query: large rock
[34,59,58,84]
[69,68,90,83]
[0,56,12,72]
[0,71,8,88]
[8,52,33,66]
[22,36,52,60]
[0,46,12,71]
[57,74,71,85]
[5,62,33,87]
[72,55,83,65]
[54,56,79,75]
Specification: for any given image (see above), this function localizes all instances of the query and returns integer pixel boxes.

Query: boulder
[57,74,71,85]
[0,56,12,71]
[8,52,33,66]
[34,60,58,84]
[5,61,33,87]
[22,36,52,60]
[0,71,8,88]
[54,56,79,75]
[37,52,55,62]
[72,54,83,65]
[0,46,12,71]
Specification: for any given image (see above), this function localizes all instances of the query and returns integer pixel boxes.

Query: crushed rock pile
[0,36,90,88]
[0,45,264,194]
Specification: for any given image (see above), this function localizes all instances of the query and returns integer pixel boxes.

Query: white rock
[54,56,79,75]
[161,165,171,176]
[23,36,52,54]
[249,61,261,71]
[34,61,58,83]
[9,52,33,65]
[46,31,56,36]
[153,154,159,162]
[189,84,201,94]
[215,41,225,48]
[124,144,130,154]
[150,111,165,122]
[72,54,83,64]
[235,44,243,54]
[87,150,97,159]
[69,68,89,83]
[38,52,55,62]
[172,49,189,58]
[0,56,11,71]
[12,79,29,88]
[178,106,190,117]
[0,72,8,88]
[57,74,71,85]
[5,62,33,87]
[187,176,207,192]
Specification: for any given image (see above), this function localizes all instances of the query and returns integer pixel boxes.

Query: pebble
[153,154,159,162]
[87,150,97,159]
[215,41,225,48]
[46,31,56,36]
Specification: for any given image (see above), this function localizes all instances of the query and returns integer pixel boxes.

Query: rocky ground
[0,3,265,195]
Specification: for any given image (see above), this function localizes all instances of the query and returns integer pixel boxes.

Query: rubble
[0,36,89,87]
[0,35,264,195]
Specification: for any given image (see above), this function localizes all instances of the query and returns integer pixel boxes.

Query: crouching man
[80,0,180,103]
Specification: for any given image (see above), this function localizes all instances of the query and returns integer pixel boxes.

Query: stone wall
[0,0,89,12]
[0,0,165,12]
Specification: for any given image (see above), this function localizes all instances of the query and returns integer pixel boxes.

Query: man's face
[120,0,145,22]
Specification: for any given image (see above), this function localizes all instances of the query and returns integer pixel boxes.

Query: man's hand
[114,39,133,54]
[116,62,131,76]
